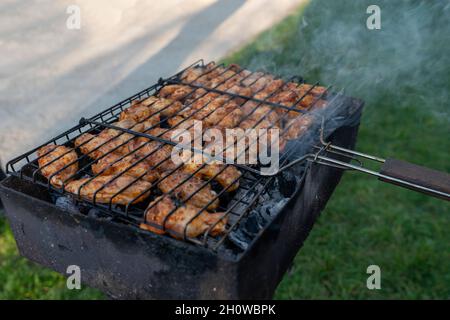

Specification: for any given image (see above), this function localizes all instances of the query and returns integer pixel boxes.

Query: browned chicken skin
[149,124,242,191]
[182,95,243,129]
[297,83,327,97]
[158,85,193,101]
[193,64,238,87]
[37,145,78,188]
[180,66,207,83]
[183,153,241,192]
[140,195,227,239]
[120,103,150,122]
[158,171,219,210]
[180,93,222,119]
[271,82,328,116]
[91,152,160,183]
[138,96,183,117]
[65,175,151,205]
[75,119,142,159]
[215,105,243,129]
[283,115,314,140]
[180,61,221,84]
[167,116,205,142]
[203,100,243,128]
[128,137,179,172]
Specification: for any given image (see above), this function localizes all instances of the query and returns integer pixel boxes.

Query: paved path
[0,0,304,168]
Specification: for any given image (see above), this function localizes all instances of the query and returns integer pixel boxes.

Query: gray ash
[87,208,113,221]
[225,170,303,252]
[54,195,80,215]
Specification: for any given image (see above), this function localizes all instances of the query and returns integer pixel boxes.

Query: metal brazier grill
[1,60,448,299]
[3,60,352,250]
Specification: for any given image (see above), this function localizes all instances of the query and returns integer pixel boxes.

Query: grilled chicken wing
[183,153,241,192]
[168,116,205,138]
[220,83,253,105]
[158,121,242,191]
[153,122,241,191]
[203,100,243,128]
[194,64,238,87]
[180,62,220,83]
[181,63,247,90]
[128,137,178,172]
[254,79,285,98]
[75,119,138,159]
[119,101,162,124]
[158,171,219,210]
[180,63,222,83]
[138,96,183,117]
[140,195,227,239]
[158,84,193,101]
[269,82,328,116]
[216,69,251,90]
[267,88,298,106]
[238,117,284,153]
[180,66,206,83]
[240,104,280,126]
[65,175,151,205]
[296,83,328,97]
[180,92,222,119]
[181,95,243,129]
[240,71,265,88]
[37,145,78,188]
[145,127,175,141]
[238,79,298,123]
[91,152,160,183]
[283,115,314,140]
[216,106,243,129]
[246,74,275,93]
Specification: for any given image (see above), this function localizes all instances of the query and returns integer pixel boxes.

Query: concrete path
[0,0,304,168]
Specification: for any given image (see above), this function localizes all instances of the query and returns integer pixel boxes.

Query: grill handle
[304,143,450,201]
[379,159,450,201]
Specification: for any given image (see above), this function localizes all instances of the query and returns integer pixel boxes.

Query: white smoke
[240,0,450,122]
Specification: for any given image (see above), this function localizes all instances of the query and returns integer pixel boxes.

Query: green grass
[0,217,104,299]
[1,0,449,299]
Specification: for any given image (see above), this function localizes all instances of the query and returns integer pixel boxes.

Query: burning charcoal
[267,199,288,217]
[243,213,261,234]
[228,230,250,251]
[77,203,91,215]
[278,171,301,197]
[55,196,80,215]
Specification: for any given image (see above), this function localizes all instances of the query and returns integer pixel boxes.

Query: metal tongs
[276,117,450,201]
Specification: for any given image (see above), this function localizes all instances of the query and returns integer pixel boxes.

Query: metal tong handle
[312,142,450,201]
[277,114,449,201]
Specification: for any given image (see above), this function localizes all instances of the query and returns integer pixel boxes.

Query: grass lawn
[1,0,449,299]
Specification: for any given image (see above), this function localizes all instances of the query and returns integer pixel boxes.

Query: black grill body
[0,113,361,299]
